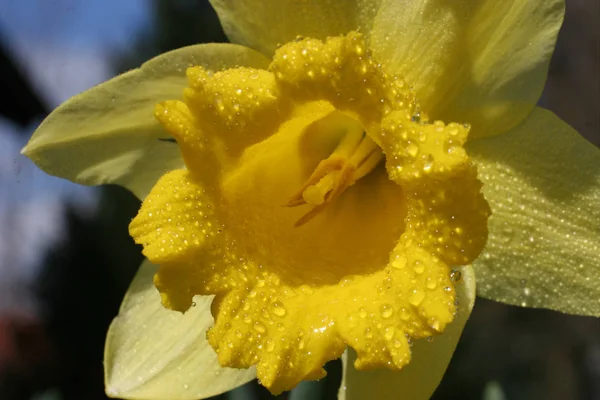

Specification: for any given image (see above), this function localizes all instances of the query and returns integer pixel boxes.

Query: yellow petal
[208,0,378,56]
[467,107,600,316]
[378,114,470,183]
[338,265,476,400]
[143,135,486,393]
[401,167,490,267]
[22,44,270,199]
[157,238,459,394]
[133,33,489,394]
[104,260,255,400]
[369,0,564,139]
[129,169,216,264]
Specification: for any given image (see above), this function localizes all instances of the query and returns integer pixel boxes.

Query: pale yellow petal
[104,259,255,400]
[369,0,564,138]
[338,265,476,400]
[467,107,600,316]
[23,44,270,199]
[208,0,380,56]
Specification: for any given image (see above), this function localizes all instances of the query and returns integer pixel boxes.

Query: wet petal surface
[130,33,489,393]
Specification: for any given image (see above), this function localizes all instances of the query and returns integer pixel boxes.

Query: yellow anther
[288,128,384,227]
[302,172,338,205]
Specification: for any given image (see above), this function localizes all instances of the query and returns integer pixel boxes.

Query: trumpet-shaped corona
[129,32,490,394]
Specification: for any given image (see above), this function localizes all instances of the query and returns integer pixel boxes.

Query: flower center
[131,30,491,395]
[286,116,383,226]
[216,106,406,283]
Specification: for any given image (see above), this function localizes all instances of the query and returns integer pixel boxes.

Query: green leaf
[104,260,255,400]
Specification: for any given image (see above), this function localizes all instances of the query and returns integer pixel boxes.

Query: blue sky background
[1,0,150,50]
[0,0,152,105]
[0,0,154,316]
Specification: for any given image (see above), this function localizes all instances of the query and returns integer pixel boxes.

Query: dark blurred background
[0,1,598,399]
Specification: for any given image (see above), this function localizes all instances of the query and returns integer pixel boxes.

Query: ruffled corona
[130,32,490,393]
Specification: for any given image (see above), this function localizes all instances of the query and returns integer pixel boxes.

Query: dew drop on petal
[254,322,266,333]
[271,301,287,317]
[450,269,463,283]
[380,303,394,319]
[359,307,368,318]
[409,289,425,306]
[384,326,395,341]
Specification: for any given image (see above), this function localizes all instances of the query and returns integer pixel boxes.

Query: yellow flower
[124,30,491,395]
[22,0,600,399]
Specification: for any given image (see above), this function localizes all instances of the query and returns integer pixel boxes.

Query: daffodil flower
[23,0,600,399]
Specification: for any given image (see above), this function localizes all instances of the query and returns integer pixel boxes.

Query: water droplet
[359,307,368,318]
[413,260,425,274]
[450,270,462,283]
[271,301,286,317]
[409,289,425,306]
[384,326,395,340]
[266,339,275,352]
[399,307,410,321]
[253,322,266,333]
[426,278,437,290]
[380,304,394,319]
[406,143,419,157]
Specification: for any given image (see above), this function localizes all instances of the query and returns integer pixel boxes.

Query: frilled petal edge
[338,265,476,400]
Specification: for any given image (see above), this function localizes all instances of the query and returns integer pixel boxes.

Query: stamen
[302,171,339,205]
[285,158,345,207]
[354,151,384,180]
[348,134,379,168]
[287,129,383,227]
[331,124,364,158]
